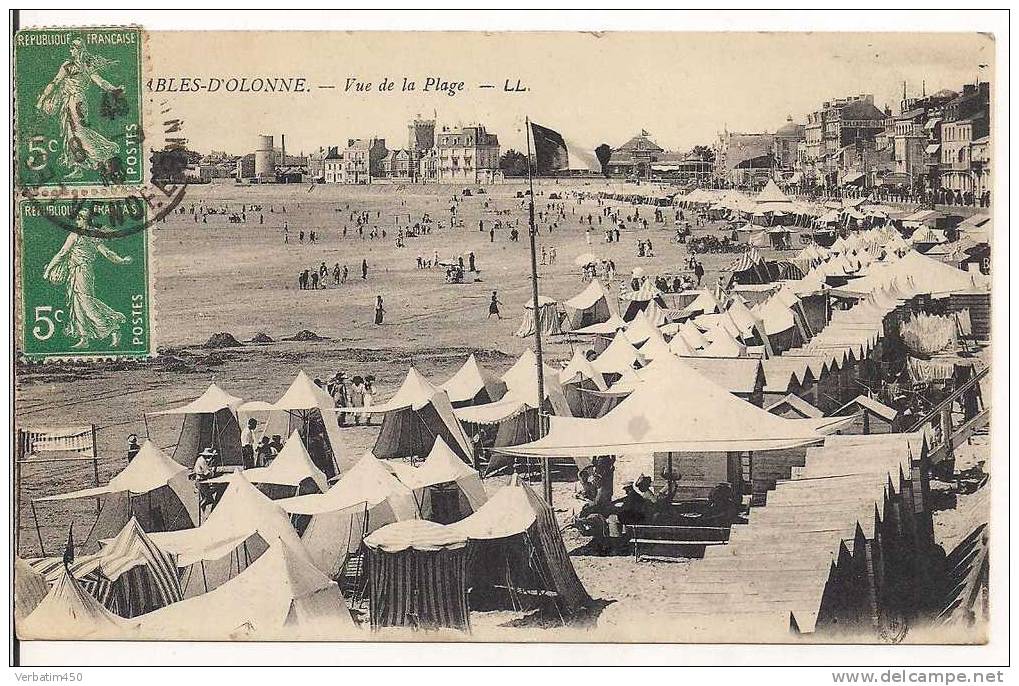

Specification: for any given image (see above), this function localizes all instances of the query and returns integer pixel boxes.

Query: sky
[147,31,994,156]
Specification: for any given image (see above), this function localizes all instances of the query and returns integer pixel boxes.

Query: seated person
[255,436,276,467]
[193,447,219,512]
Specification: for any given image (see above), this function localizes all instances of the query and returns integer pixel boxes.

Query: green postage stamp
[18,199,151,359]
[14,27,144,189]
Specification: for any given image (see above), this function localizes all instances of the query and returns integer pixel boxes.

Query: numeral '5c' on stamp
[14,27,143,189]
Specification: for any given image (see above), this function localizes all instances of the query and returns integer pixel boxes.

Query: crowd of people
[297,259,369,289]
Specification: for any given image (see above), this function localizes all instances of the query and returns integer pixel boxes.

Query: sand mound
[250,332,275,344]
[202,332,243,349]
[289,329,327,341]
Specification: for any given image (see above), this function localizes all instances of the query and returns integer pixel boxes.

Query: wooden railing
[908,366,990,466]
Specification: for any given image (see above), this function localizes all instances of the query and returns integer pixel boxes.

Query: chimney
[281,134,286,164]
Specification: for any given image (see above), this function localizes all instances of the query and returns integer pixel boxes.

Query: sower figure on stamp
[36,38,123,179]
[42,213,132,349]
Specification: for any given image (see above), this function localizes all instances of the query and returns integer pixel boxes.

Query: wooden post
[524,117,552,506]
[91,424,101,515]
[15,429,23,556]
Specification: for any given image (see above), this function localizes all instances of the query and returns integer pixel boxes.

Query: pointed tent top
[440,354,506,404]
[680,289,721,316]
[449,481,540,540]
[274,370,334,411]
[152,382,243,415]
[150,470,306,567]
[668,331,696,356]
[135,536,356,638]
[757,179,792,205]
[559,349,607,390]
[278,454,413,516]
[637,334,675,363]
[592,332,645,375]
[701,327,748,358]
[502,349,560,400]
[371,367,440,413]
[753,297,798,336]
[19,568,125,639]
[624,310,664,346]
[389,437,477,490]
[210,430,328,493]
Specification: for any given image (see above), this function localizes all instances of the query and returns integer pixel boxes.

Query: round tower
[255,134,274,179]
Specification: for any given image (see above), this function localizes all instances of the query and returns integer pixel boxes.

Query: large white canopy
[150,471,305,567]
[151,382,242,415]
[278,454,417,518]
[503,356,850,458]
[37,441,188,502]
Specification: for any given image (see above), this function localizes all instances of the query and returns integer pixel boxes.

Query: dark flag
[529,122,601,175]
[62,523,75,569]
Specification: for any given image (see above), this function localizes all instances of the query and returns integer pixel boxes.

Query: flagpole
[525,117,552,505]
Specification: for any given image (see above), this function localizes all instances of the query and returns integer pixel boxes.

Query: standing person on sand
[361,376,375,426]
[489,291,502,319]
[362,259,369,280]
[374,295,386,325]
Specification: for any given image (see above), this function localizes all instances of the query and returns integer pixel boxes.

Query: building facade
[773,116,805,172]
[939,82,991,198]
[436,124,501,184]
[606,131,665,178]
[341,138,388,184]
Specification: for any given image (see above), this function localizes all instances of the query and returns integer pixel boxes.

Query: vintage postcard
[10,15,1000,661]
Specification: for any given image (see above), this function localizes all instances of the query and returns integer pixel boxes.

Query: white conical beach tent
[592,332,646,376]
[279,455,418,578]
[240,371,344,480]
[369,368,474,462]
[208,430,328,496]
[35,441,197,551]
[134,537,358,640]
[18,568,127,640]
[150,382,244,468]
[386,437,488,521]
[439,354,507,408]
[149,471,307,595]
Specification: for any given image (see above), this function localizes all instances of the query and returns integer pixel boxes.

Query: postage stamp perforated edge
[15,197,155,363]
[13,24,146,192]
[14,25,164,363]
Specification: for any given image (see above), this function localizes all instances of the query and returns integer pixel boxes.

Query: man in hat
[126,434,141,464]
[194,447,218,512]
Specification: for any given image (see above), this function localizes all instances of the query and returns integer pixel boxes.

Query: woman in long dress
[35,38,123,179]
[361,375,375,427]
[42,215,132,349]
